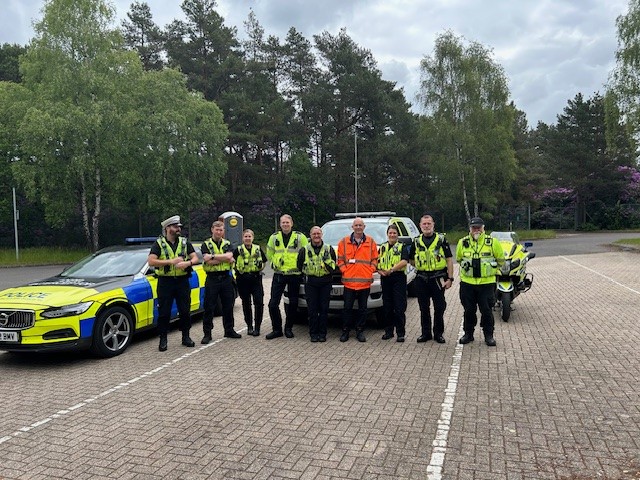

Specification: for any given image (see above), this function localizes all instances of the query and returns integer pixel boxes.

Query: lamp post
[354,132,358,213]
[13,187,19,261]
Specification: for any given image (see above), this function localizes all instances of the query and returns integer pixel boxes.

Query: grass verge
[614,238,640,246]
[446,229,556,245]
[0,247,90,267]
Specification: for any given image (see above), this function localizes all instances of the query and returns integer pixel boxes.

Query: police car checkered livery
[0,238,207,357]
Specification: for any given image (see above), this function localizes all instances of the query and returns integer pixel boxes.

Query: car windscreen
[322,221,389,246]
[60,249,149,278]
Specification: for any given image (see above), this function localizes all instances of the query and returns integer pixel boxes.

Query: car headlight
[41,301,94,318]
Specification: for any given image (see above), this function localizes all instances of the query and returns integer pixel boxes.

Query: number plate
[331,286,343,296]
[0,331,19,343]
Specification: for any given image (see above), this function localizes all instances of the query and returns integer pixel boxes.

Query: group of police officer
[147,212,504,352]
[403,214,504,347]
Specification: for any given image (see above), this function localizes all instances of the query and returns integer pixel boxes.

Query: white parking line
[427,323,465,480]
[0,335,233,445]
[560,256,640,296]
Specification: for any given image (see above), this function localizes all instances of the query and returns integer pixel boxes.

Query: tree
[213,11,300,222]
[0,43,26,83]
[418,31,515,224]
[112,68,228,234]
[608,0,640,143]
[537,93,633,229]
[164,0,242,102]
[121,1,165,70]
[509,107,552,204]
[310,29,412,211]
[5,0,228,250]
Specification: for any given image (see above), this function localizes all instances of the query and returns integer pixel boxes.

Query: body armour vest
[203,238,232,273]
[155,236,188,277]
[413,234,447,272]
[378,242,406,272]
[302,244,336,277]
[235,244,263,274]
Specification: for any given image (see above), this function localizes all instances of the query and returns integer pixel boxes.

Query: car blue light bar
[125,237,158,245]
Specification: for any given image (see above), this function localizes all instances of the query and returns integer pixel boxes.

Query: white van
[286,212,419,325]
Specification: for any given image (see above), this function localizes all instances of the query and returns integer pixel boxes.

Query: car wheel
[90,306,134,357]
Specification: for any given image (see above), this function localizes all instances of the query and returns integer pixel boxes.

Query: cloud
[0,0,631,126]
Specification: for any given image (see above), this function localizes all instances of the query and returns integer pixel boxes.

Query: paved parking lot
[1,251,639,479]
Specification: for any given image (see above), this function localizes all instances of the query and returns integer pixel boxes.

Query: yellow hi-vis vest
[267,231,307,274]
[302,244,336,277]
[235,244,264,274]
[155,236,188,277]
[413,233,447,272]
[202,238,232,273]
[378,241,406,272]
[457,234,504,285]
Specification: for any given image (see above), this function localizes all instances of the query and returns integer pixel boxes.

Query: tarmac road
[524,231,640,257]
[1,233,639,479]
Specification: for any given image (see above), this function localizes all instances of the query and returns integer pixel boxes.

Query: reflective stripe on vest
[155,236,188,277]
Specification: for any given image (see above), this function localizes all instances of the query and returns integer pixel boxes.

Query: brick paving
[0,251,639,479]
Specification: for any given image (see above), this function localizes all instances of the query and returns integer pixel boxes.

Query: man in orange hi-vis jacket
[337,217,378,343]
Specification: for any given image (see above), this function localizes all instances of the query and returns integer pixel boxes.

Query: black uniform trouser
[156,276,192,336]
[381,273,407,337]
[268,273,302,332]
[459,281,495,337]
[342,287,369,332]
[415,274,447,337]
[203,273,235,334]
[305,281,331,338]
[236,273,264,329]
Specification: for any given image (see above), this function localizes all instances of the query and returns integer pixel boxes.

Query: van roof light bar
[335,211,396,218]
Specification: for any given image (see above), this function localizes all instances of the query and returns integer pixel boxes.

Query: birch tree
[419,31,515,223]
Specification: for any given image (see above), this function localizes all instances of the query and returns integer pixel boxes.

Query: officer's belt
[416,270,447,279]
[207,271,231,277]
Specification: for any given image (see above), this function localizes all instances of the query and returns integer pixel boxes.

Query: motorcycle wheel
[501,292,512,322]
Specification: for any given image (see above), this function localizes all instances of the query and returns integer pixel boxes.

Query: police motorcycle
[490,232,535,322]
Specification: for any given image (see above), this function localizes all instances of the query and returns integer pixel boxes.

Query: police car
[0,238,207,358]
[287,212,419,324]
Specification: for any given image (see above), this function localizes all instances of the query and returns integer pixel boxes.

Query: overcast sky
[2,0,631,127]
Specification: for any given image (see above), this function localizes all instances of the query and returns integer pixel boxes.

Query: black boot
[158,334,168,352]
[201,330,212,344]
[182,331,195,347]
[252,321,261,336]
[246,322,254,336]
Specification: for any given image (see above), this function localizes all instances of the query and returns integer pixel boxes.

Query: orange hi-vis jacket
[337,233,378,290]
